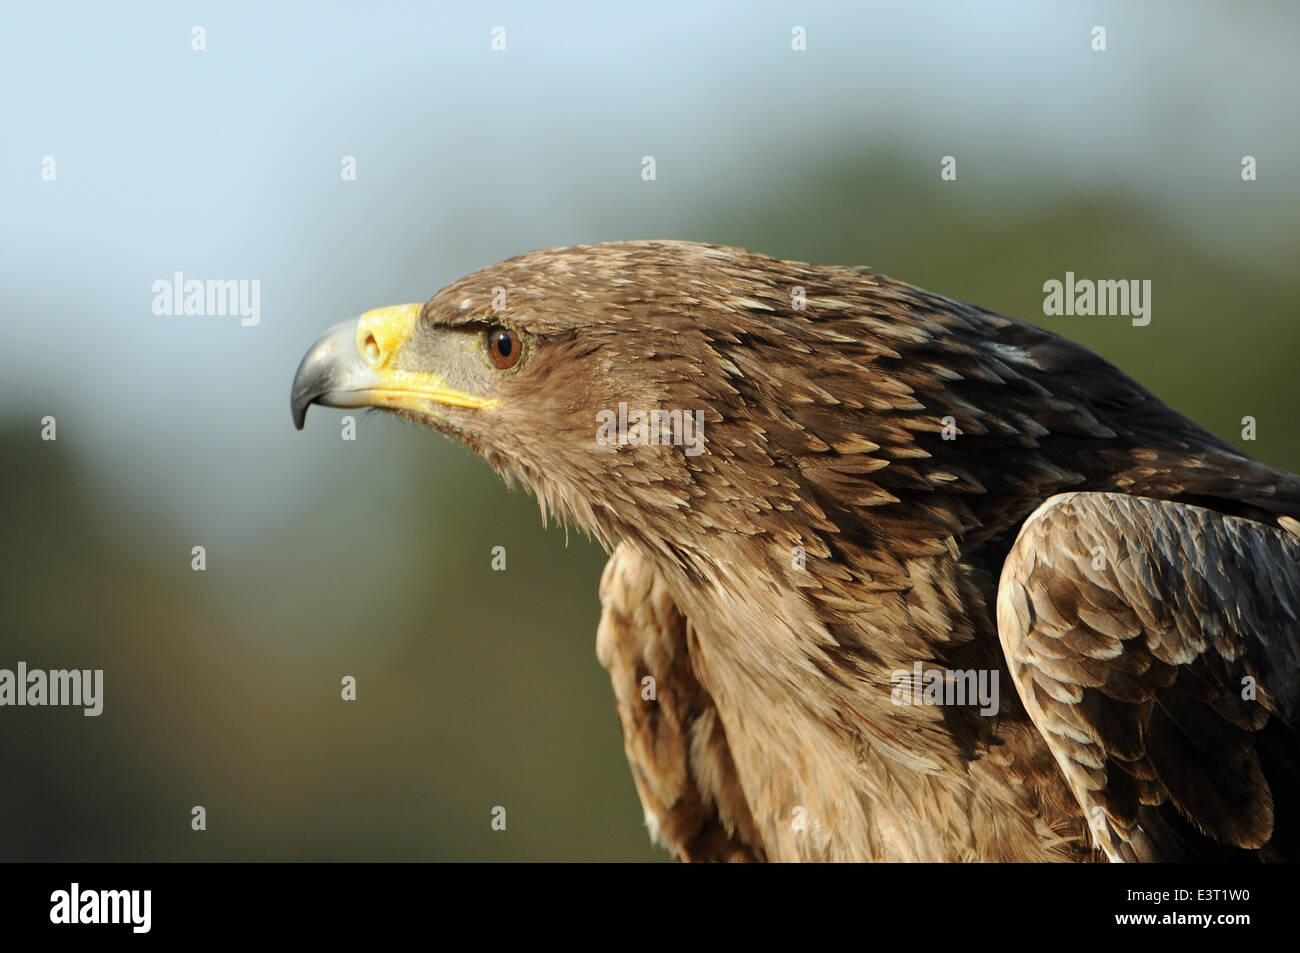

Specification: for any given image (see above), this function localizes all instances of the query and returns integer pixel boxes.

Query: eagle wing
[595,542,765,861]
[997,491,1300,861]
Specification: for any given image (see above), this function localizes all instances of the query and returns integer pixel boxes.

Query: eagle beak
[291,304,499,430]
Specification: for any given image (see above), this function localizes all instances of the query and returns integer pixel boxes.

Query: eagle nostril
[362,333,382,366]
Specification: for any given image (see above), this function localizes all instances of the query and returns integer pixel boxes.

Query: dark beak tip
[290,380,312,431]
[290,340,325,432]
[291,317,364,433]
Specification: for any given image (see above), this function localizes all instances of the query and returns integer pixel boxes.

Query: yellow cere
[356,303,501,411]
[357,304,423,367]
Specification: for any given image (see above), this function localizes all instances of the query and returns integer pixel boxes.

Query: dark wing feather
[596,543,765,861]
[997,491,1300,861]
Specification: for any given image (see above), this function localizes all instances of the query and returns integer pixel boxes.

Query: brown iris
[485,326,522,370]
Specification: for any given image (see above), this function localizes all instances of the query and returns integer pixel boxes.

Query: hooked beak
[291,304,499,430]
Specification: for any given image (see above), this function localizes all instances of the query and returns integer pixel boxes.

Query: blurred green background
[1,1,1297,860]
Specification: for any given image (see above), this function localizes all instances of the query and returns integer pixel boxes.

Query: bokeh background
[1,1,1297,860]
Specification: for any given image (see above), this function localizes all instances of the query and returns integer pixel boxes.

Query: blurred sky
[1,1,1297,860]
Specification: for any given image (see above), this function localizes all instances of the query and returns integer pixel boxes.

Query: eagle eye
[484,326,523,371]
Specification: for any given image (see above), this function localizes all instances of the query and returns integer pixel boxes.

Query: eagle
[291,240,1300,862]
